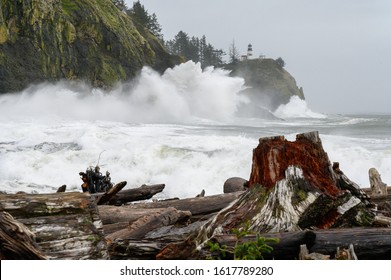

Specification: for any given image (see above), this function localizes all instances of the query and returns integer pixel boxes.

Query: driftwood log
[98,191,242,225]
[106,207,191,240]
[95,181,127,205]
[368,168,388,196]
[96,184,165,205]
[0,212,47,260]
[108,221,206,260]
[99,192,244,256]
[0,192,108,259]
[194,227,391,260]
[123,191,244,220]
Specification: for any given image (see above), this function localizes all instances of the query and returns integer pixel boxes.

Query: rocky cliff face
[0,0,178,93]
[226,59,305,112]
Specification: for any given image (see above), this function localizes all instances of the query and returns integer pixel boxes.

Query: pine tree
[128,1,150,26]
[165,32,225,68]
[148,13,162,39]
[112,0,127,11]
[127,1,163,39]
[229,39,240,64]
[276,57,286,68]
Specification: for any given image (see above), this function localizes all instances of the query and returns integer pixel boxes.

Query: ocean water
[0,62,390,198]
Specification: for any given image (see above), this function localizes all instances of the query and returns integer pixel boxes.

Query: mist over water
[0,61,246,124]
[0,62,390,198]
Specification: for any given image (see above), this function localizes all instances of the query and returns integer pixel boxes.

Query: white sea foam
[274,96,327,119]
[0,121,256,197]
[0,63,390,197]
[1,117,390,197]
[322,134,391,188]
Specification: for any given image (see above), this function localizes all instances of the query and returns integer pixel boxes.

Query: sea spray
[0,63,390,197]
[0,61,246,123]
[0,121,256,197]
[274,96,327,119]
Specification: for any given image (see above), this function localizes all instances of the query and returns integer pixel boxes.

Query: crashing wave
[274,96,326,119]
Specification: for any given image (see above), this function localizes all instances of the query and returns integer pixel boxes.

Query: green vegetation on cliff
[0,0,304,112]
[0,0,178,93]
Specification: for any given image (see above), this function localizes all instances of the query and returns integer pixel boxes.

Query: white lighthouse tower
[247,43,253,60]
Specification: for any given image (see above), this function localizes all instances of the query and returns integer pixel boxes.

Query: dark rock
[225,59,305,111]
[223,177,248,193]
[56,185,66,193]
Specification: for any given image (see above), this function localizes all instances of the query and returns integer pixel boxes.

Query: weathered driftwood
[108,239,165,260]
[56,185,66,193]
[299,244,330,260]
[362,186,391,196]
[299,243,355,260]
[209,230,317,260]
[196,189,205,197]
[333,163,371,203]
[103,184,165,205]
[373,214,391,226]
[201,227,391,260]
[106,207,191,241]
[335,244,358,260]
[369,168,388,196]
[0,192,108,260]
[95,181,127,205]
[108,221,206,260]
[124,191,244,219]
[309,227,391,260]
[0,212,47,260]
[99,206,174,225]
[98,191,240,235]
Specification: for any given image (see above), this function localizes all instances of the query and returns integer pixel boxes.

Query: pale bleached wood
[106,207,191,240]
[0,212,47,260]
[0,192,108,260]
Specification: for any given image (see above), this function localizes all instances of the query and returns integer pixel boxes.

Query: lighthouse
[240,43,256,61]
[247,43,253,60]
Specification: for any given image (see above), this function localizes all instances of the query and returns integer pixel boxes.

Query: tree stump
[158,132,379,259]
[200,132,374,237]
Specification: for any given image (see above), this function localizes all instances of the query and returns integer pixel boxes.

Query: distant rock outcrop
[226,59,305,111]
[0,0,179,93]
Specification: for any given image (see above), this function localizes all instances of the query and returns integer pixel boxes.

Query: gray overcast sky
[126,0,391,114]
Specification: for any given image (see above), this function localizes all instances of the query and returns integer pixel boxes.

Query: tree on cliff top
[228,39,240,64]
[126,1,162,39]
[112,0,127,11]
[165,32,224,68]
[276,57,286,68]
